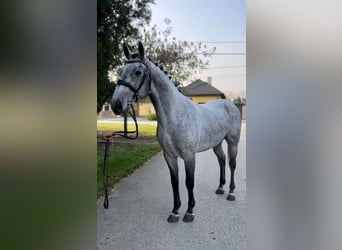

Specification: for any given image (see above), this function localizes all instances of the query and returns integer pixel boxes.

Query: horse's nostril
[117,102,122,111]
[113,101,123,114]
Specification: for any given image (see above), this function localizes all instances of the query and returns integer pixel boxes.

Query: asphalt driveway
[97,138,246,250]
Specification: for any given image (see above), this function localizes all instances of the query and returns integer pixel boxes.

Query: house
[134,98,155,117]
[181,78,225,104]
[98,102,115,119]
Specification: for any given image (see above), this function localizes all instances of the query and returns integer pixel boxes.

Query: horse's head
[111,41,151,115]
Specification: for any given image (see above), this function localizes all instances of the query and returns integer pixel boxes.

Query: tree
[233,96,242,105]
[141,19,216,86]
[97,0,154,113]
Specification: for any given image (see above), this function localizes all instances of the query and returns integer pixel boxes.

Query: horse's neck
[146,61,186,125]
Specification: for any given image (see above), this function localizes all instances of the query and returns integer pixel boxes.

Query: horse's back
[197,99,241,146]
[199,99,240,123]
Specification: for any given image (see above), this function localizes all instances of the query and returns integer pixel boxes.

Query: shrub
[146,113,157,121]
[233,96,243,105]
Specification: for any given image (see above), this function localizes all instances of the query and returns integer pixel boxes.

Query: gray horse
[112,42,241,223]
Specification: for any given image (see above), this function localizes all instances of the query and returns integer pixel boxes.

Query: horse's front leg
[164,152,181,223]
[183,154,196,222]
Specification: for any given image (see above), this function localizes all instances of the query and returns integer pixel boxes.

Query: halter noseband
[117,60,151,102]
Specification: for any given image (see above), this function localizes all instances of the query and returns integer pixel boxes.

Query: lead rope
[103,139,110,209]
[102,103,139,209]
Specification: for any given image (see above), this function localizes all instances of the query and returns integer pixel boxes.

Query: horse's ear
[138,41,145,58]
[123,43,131,59]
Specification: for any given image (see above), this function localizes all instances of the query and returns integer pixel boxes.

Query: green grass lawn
[97,122,161,197]
[97,123,157,139]
[97,143,161,197]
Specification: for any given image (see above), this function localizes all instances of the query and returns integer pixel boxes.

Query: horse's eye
[135,71,142,76]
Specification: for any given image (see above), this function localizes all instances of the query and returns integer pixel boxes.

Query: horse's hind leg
[227,142,238,201]
[164,152,181,223]
[213,142,226,195]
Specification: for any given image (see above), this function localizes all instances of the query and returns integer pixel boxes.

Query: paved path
[97,138,246,250]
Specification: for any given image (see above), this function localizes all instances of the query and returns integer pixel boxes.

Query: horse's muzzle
[112,99,127,115]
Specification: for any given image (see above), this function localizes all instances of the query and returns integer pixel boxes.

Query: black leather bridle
[117,60,151,102]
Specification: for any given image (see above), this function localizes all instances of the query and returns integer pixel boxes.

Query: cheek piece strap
[117,60,151,102]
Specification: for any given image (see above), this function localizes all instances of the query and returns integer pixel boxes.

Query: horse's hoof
[227,193,236,201]
[167,213,179,223]
[183,212,195,222]
[215,187,224,195]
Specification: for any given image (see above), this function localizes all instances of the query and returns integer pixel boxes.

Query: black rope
[103,139,110,209]
[102,103,139,209]
[112,103,139,139]
[102,59,149,209]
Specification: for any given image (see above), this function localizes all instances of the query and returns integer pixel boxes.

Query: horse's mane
[145,56,186,94]
[129,53,172,80]
[131,53,143,60]
[145,56,172,80]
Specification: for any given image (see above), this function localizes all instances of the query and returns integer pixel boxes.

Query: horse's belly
[197,134,226,153]
[158,132,202,159]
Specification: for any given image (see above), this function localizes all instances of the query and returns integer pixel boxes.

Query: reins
[102,139,110,209]
[102,59,150,209]
[112,103,139,140]
[102,103,139,209]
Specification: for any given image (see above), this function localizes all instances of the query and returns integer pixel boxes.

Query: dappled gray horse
[112,42,241,223]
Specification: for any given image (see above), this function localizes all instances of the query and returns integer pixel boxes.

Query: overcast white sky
[149,0,246,96]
